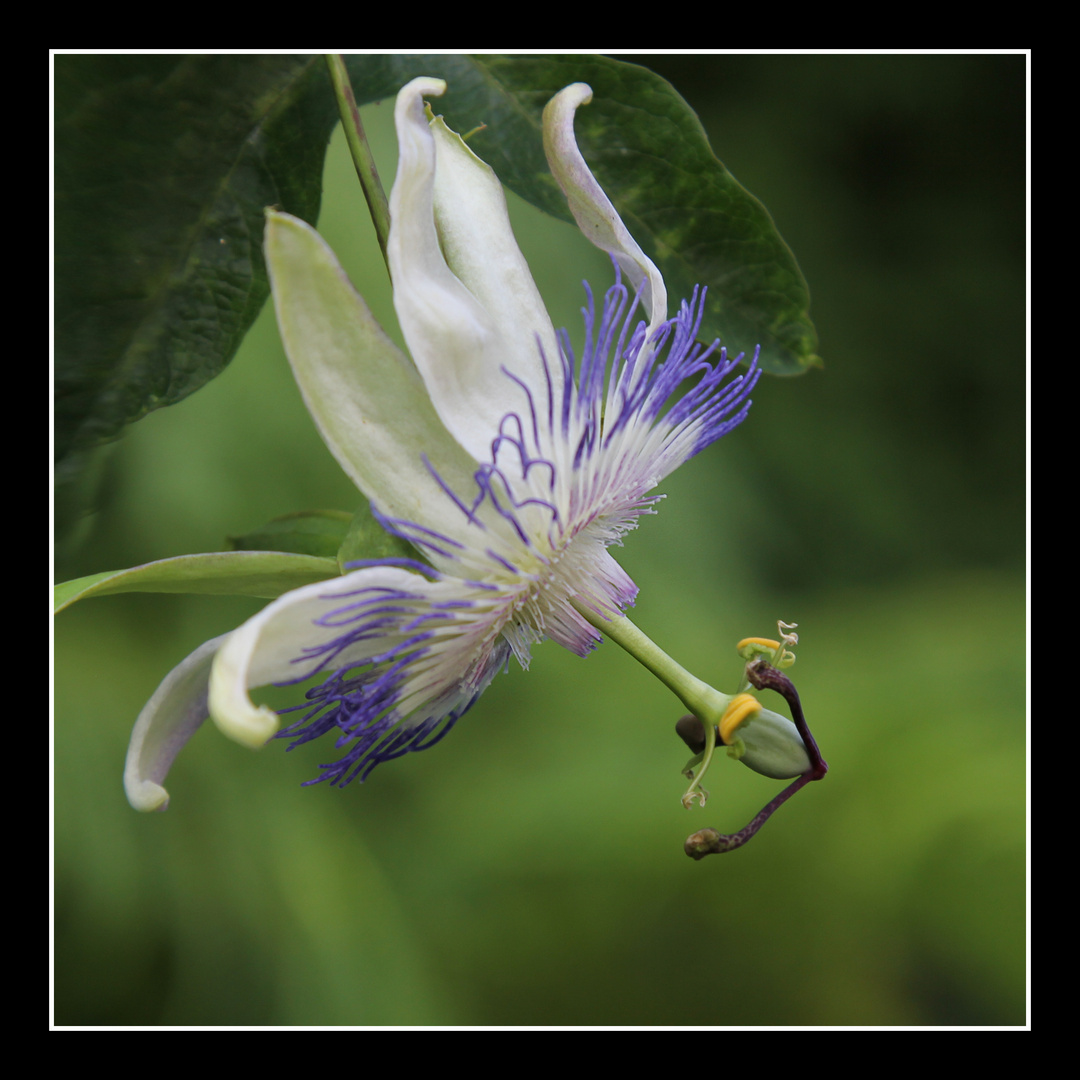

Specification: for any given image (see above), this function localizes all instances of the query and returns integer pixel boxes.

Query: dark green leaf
[55,54,337,493]
[55,54,816,515]
[227,509,352,559]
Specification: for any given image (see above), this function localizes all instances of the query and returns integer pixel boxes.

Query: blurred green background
[54,54,1026,1027]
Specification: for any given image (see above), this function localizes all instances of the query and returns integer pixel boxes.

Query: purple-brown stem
[746,660,828,781]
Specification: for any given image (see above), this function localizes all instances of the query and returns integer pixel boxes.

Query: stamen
[718,692,762,745]
[737,636,781,651]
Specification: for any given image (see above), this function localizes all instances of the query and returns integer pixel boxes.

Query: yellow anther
[738,635,781,660]
[737,636,781,654]
[719,693,762,745]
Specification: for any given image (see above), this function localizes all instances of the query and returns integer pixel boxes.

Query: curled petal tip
[124,777,170,813]
[121,635,226,812]
[393,79,449,163]
[542,82,667,335]
[208,626,284,750]
[550,82,593,111]
[214,703,279,750]
[399,76,446,105]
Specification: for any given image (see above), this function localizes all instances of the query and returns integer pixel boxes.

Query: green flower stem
[578,609,732,722]
[325,55,391,275]
[576,609,732,807]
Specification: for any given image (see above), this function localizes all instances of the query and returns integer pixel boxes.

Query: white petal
[207,564,514,754]
[388,77,554,463]
[123,634,229,811]
[543,83,668,341]
[430,115,563,413]
[265,210,483,542]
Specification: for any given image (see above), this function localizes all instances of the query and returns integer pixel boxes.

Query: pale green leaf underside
[54,551,341,613]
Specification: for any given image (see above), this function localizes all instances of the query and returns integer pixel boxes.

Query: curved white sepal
[429,116,563,417]
[542,83,668,342]
[389,78,547,463]
[206,576,360,750]
[123,634,230,811]
[264,210,484,550]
